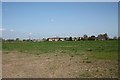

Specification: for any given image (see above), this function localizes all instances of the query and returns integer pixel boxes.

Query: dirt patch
[2,51,118,78]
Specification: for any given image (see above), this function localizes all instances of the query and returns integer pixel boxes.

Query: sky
[0,2,2,37]
[2,2,118,39]
[1,0,120,2]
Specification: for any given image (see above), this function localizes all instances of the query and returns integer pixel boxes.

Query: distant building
[72,37,77,41]
[64,37,69,41]
[47,37,65,41]
[88,35,96,40]
[59,38,65,41]
[97,34,105,40]
[97,33,109,40]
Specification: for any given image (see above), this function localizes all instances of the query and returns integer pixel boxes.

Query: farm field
[0,41,2,79]
[2,40,118,78]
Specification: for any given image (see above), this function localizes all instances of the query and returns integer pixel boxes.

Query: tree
[69,37,72,41]
[23,39,26,42]
[64,38,67,41]
[77,37,81,41]
[73,37,77,41]
[7,39,14,42]
[43,38,47,41]
[16,38,19,41]
[46,38,49,41]
[81,37,84,40]
[104,33,109,40]
[88,35,96,40]
[83,34,88,40]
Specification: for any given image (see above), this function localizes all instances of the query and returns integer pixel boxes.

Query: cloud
[10,29,14,32]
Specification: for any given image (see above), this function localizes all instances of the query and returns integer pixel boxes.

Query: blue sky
[0,2,2,37]
[2,2,118,39]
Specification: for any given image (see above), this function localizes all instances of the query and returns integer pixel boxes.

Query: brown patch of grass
[2,51,118,78]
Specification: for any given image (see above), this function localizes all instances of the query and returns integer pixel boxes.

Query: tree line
[1,33,119,42]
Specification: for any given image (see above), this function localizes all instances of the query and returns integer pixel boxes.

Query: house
[54,38,59,41]
[88,35,96,40]
[72,37,77,41]
[59,38,65,41]
[64,37,69,41]
[48,38,53,41]
[97,34,105,40]
[47,37,65,41]
[97,33,109,40]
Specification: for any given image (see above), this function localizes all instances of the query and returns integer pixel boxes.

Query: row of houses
[2,33,113,42]
[47,37,65,41]
[47,37,80,41]
[47,33,109,41]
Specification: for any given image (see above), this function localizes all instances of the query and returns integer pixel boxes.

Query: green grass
[2,40,118,60]
[0,41,2,51]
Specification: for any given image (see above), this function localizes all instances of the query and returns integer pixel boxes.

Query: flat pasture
[2,40,118,78]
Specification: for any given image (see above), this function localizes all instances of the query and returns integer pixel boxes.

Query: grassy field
[2,40,118,60]
[2,40,118,78]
